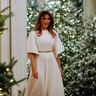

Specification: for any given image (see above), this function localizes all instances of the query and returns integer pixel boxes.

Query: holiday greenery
[27,0,96,96]
[0,6,13,35]
[0,58,27,96]
[65,16,96,96]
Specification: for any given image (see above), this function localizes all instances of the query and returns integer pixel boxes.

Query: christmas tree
[0,58,27,96]
[66,17,96,96]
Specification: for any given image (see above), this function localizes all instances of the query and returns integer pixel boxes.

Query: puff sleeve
[27,31,39,55]
[53,32,64,57]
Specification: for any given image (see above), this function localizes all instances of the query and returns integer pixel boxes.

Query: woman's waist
[37,51,55,59]
[38,50,54,57]
[38,50,53,53]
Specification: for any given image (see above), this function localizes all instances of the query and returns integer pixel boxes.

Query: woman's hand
[59,67,64,78]
[56,55,64,78]
[61,70,64,78]
[32,69,38,79]
[28,53,38,79]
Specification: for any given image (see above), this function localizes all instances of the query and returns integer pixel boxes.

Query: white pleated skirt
[27,52,65,96]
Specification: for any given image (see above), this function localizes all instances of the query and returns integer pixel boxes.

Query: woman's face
[40,14,50,30]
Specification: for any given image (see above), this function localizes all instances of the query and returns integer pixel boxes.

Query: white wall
[11,0,27,96]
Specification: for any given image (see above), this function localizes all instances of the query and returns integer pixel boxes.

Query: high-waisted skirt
[27,52,65,96]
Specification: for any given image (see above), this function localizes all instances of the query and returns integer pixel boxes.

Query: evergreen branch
[21,88,26,96]
[6,57,18,69]
[1,6,10,13]
[6,77,28,89]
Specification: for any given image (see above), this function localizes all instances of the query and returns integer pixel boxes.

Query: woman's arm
[56,55,64,78]
[28,53,38,79]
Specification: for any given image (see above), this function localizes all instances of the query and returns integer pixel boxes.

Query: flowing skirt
[27,52,64,96]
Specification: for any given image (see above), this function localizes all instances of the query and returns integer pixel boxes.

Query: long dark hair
[33,10,56,37]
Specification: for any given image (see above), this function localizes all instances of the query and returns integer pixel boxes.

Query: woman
[27,10,65,96]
